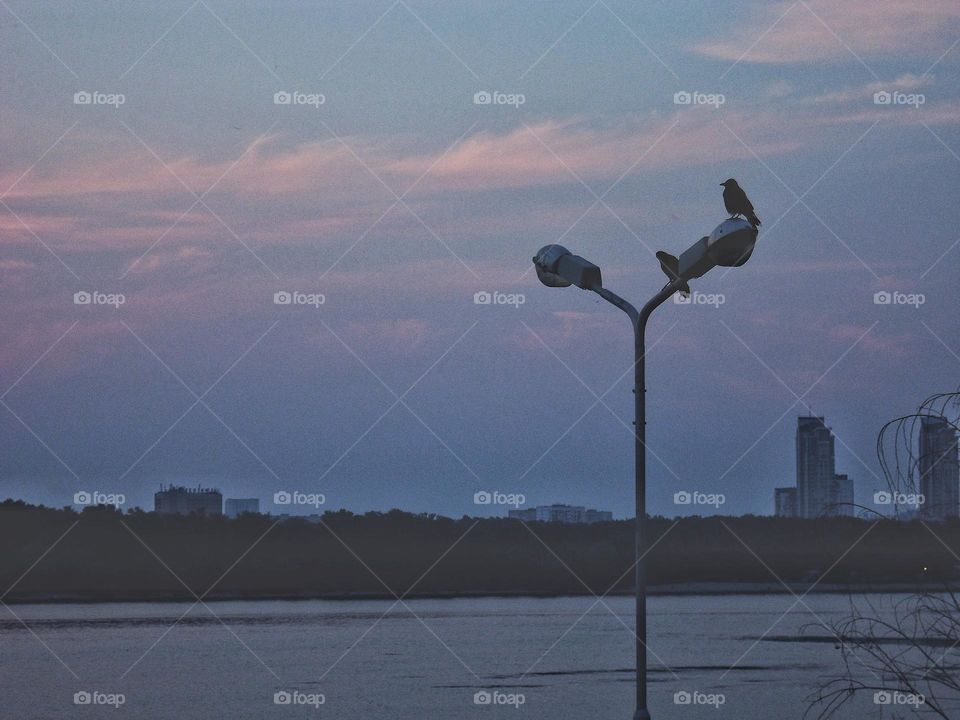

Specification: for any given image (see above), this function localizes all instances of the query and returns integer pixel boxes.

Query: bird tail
[746,211,761,228]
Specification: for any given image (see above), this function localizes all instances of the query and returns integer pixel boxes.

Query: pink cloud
[695,0,960,64]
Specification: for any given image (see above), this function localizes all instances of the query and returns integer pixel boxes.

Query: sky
[1,0,959,519]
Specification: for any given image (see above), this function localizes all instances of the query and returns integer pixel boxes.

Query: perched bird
[721,178,761,229]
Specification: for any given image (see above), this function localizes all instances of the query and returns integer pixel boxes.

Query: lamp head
[532,245,602,290]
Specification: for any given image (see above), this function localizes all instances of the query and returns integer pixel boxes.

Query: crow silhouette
[721,178,760,229]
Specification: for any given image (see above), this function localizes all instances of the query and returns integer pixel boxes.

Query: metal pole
[595,281,682,720]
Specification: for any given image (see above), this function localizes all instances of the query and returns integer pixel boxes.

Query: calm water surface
[0,594,929,718]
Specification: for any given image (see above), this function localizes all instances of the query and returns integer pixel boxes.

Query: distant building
[224,498,260,518]
[154,485,222,516]
[508,504,612,524]
[832,474,855,517]
[797,416,836,518]
[920,416,959,521]
[774,487,797,517]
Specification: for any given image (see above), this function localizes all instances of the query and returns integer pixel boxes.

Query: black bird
[721,178,761,229]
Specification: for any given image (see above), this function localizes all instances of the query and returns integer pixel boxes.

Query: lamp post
[532,218,758,720]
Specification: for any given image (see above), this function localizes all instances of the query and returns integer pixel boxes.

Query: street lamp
[532,218,757,720]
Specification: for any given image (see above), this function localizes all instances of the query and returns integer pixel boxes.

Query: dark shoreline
[5,581,952,606]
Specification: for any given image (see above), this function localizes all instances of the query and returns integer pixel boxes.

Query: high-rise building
[919,417,959,521]
[796,416,836,518]
[154,485,222,516]
[832,474,855,517]
[225,498,260,518]
[774,487,797,517]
